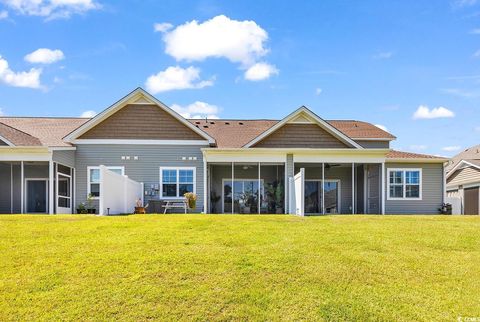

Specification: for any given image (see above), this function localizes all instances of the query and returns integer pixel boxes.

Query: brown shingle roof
[386,150,447,160]
[0,117,89,147]
[188,119,396,148]
[0,122,42,146]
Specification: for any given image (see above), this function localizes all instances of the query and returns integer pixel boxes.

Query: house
[446,145,480,215]
[0,88,447,215]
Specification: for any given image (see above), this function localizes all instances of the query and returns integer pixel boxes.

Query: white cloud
[0,55,42,89]
[153,22,173,33]
[409,144,427,151]
[373,51,393,59]
[24,48,64,64]
[2,0,101,20]
[442,146,462,152]
[244,62,278,81]
[0,108,4,116]
[171,101,220,119]
[470,28,480,34]
[315,88,323,95]
[80,110,96,118]
[374,124,389,132]
[475,126,480,132]
[0,10,8,19]
[145,66,213,94]
[454,0,478,7]
[413,105,455,120]
[162,15,269,66]
[474,50,480,58]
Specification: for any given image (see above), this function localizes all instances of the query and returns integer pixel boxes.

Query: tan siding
[355,140,390,149]
[447,166,480,187]
[253,124,350,148]
[79,104,205,140]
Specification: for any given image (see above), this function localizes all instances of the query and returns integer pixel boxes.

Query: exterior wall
[253,124,350,148]
[447,166,480,187]
[79,104,205,140]
[75,144,204,213]
[286,154,294,212]
[0,139,8,146]
[0,163,11,213]
[53,150,76,168]
[355,140,390,149]
[385,163,443,214]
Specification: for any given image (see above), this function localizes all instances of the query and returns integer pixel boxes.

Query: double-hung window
[388,168,422,200]
[87,166,125,198]
[160,167,196,198]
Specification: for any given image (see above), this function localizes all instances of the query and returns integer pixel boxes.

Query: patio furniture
[163,199,188,214]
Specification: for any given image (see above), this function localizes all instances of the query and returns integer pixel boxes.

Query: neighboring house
[446,145,480,215]
[0,88,447,215]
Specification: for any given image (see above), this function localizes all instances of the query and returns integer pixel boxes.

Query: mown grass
[0,214,479,321]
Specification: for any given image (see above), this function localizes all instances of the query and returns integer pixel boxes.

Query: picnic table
[163,199,188,214]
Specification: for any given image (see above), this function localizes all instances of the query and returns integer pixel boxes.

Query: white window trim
[160,167,196,199]
[387,168,423,201]
[87,166,125,199]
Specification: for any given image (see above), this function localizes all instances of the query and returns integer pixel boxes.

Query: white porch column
[203,159,207,214]
[20,161,24,214]
[49,160,54,214]
[352,163,355,214]
[10,163,13,214]
[381,162,386,215]
[322,162,325,215]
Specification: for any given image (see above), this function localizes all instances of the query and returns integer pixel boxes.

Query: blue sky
[0,0,479,156]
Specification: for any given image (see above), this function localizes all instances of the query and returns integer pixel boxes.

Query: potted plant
[86,193,96,214]
[134,198,147,214]
[76,202,87,214]
[184,192,197,210]
[239,190,253,213]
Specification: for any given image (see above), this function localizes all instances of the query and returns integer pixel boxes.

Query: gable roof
[63,87,216,145]
[243,106,363,148]
[446,144,480,172]
[446,159,480,179]
[0,117,88,147]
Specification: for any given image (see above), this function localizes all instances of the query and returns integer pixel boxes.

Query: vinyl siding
[447,166,480,187]
[355,140,390,149]
[53,150,76,168]
[385,163,443,214]
[0,163,11,213]
[253,124,351,148]
[286,154,294,212]
[75,144,204,213]
[79,104,205,140]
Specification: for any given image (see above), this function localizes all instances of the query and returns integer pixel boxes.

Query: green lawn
[0,215,479,321]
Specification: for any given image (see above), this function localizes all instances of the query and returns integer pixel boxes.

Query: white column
[258,162,261,214]
[352,163,355,214]
[73,168,76,213]
[442,162,447,205]
[20,161,24,214]
[381,162,386,215]
[203,159,207,214]
[231,162,234,214]
[49,160,54,214]
[322,162,325,215]
[10,163,13,214]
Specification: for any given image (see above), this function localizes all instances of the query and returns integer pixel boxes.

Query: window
[160,167,195,198]
[87,166,124,198]
[388,169,422,200]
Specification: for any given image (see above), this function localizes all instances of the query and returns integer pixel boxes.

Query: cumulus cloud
[409,144,427,151]
[475,126,480,132]
[80,110,96,118]
[373,51,393,59]
[413,105,455,120]
[2,0,101,20]
[0,10,8,19]
[145,66,213,94]
[442,146,462,152]
[24,48,64,64]
[374,124,389,132]
[162,15,269,66]
[244,62,278,81]
[0,108,4,116]
[171,101,220,119]
[153,22,173,33]
[0,55,42,89]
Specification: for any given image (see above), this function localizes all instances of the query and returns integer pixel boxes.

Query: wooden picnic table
[163,199,188,214]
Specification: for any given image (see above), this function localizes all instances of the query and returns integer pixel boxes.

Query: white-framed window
[387,168,422,200]
[87,166,125,198]
[160,167,196,198]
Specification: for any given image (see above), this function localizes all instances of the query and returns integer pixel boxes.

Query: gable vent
[239,122,244,125]
[225,122,230,125]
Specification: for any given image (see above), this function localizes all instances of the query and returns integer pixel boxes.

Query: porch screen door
[57,172,72,214]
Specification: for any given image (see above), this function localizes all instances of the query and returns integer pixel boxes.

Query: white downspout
[203,158,207,214]
[20,161,24,214]
[49,160,54,214]
[381,162,386,215]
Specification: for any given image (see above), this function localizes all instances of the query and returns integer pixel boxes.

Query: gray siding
[0,163,11,213]
[53,150,76,168]
[447,166,480,187]
[385,163,443,214]
[356,140,390,149]
[75,144,205,213]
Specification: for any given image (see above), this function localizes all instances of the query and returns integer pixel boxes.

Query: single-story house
[0,88,447,215]
[446,145,480,215]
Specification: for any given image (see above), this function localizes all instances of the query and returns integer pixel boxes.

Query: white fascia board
[0,134,14,146]
[72,139,210,145]
[446,159,480,179]
[0,148,52,161]
[352,137,395,141]
[64,88,216,145]
[243,106,363,149]
[387,158,449,164]
[48,147,77,151]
